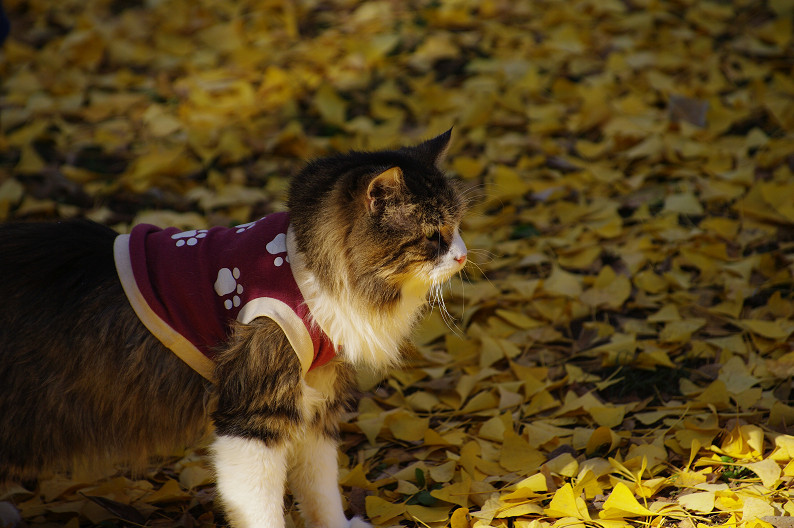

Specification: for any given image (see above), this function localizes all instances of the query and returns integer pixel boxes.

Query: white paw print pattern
[172,229,208,247]
[214,267,243,310]
[266,232,289,267]
[234,220,258,234]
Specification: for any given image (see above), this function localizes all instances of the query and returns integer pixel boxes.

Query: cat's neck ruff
[286,227,426,371]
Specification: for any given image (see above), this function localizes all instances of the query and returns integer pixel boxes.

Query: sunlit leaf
[544,483,591,521]
[599,482,654,518]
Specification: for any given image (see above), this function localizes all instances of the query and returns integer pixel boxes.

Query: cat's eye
[425,229,439,241]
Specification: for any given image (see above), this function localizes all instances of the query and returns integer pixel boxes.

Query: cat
[0,130,467,528]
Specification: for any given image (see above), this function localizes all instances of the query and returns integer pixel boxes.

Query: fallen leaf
[139,480,190,504]
[599,482,655,518]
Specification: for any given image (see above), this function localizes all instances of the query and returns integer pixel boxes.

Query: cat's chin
[421,261,468,289]
[427,265,464,285]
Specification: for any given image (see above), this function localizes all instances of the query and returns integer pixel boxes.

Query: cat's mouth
[431,261,465,284]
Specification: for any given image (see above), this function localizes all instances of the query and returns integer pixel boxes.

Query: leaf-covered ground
[2,0,794,526]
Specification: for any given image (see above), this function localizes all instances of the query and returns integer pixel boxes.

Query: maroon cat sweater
[114,212,336,382]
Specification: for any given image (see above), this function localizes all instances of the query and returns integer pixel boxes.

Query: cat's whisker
[429,279,463,338]
[459,182,488,195]
[456,269,466,319]
[458,185,488,208]
[463,258,488,276]
[460,259,499,293]
[467,248,497,262]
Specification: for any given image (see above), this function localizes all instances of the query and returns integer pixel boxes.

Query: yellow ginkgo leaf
[740,319,792,340]
[543,266,583,297]
[338,464,378,491]
[744,521,775,528]
[430,474,471,509]
[771,435,794,461]
[387,411,428,442]
[140,479,190,504]
[586,426,622,456]
[719,424,765,460]
[501,473,548,501]
[589,405,626,429]
[405,504,453,523]
[677,491,715,513]
[544,483,592,521]
[495,501,543,518]
[742,458,781,488]
[178,464,214,489]
[742,496,775,521]
[495,309,543,329]
[365,496,406,524]
[544,453,579,478]
[599,482,655,519]
[313,84,347,127]
[500,431,545,473]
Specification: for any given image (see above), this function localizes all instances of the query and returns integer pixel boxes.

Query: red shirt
[114,212,336,382]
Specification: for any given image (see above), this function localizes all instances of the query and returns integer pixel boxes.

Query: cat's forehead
[416,190,464,225]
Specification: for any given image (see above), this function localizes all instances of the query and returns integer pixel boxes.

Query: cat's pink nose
[455,254,467,266]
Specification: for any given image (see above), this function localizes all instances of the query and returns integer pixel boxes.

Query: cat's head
[288,130,467,309]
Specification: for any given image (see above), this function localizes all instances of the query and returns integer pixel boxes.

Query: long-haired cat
[0,130,467,528]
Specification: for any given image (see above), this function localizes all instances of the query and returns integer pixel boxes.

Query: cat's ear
[367,167,404,214]
[410,128,452,168]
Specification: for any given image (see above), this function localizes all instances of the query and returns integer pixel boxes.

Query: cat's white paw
[346,516,373,528]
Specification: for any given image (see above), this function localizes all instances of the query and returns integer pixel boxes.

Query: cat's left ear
[367,166,404,214]
[410,128,452,168]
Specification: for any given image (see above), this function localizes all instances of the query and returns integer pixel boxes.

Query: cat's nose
[450,231,467,267]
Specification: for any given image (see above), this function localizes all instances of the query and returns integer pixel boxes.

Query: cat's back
[0,218,125,367]
[0,219,118,307]
[0,218,210,483]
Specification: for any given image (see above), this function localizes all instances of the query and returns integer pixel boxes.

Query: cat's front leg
[289,433,371,528]
[211,434,290,528]
[211,318,308,528]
